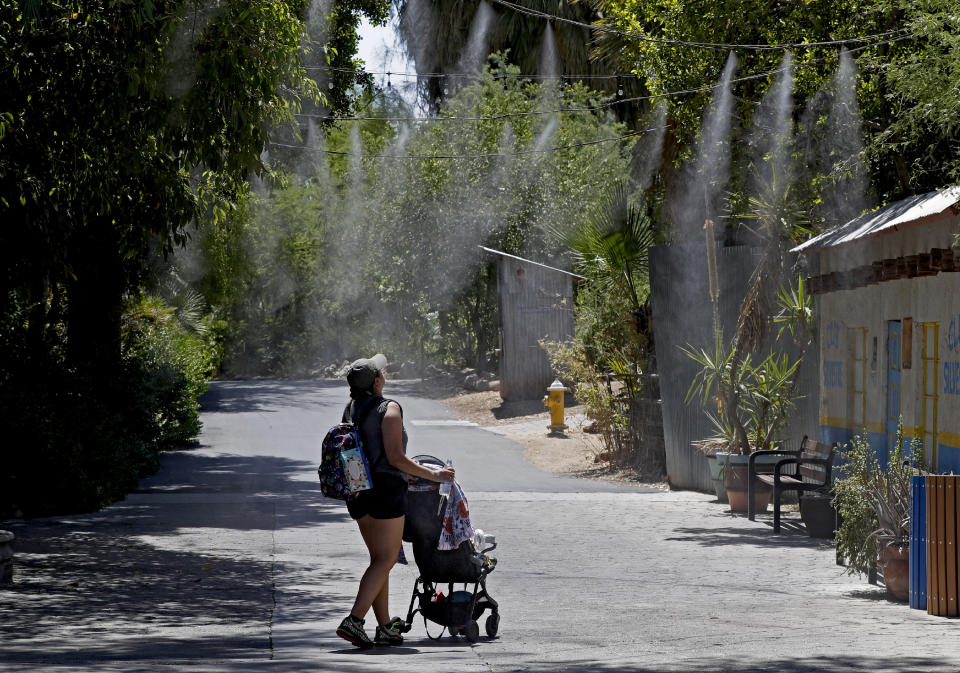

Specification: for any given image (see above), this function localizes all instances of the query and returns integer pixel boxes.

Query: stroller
[397,455,500,642]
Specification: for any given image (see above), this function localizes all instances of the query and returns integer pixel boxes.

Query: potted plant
[832,424,914,601]
[683,273,815,512]
[695,438,730,503]
[685,179,815,512]
[683,327,803,513]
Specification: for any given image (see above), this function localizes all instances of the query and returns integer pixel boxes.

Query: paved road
[1,380,958,672]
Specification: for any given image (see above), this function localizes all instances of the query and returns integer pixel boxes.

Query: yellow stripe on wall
[903,426,924,440]
[819,416,884,435]
[820,416,851,429]
[939,431,960,449]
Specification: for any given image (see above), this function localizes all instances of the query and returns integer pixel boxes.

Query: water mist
[824,49,871,226]
[668,52,738,242]
[456,1,495,76]
[748,52,795,217]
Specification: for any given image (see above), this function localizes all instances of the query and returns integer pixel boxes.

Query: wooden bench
[747,437,836,534]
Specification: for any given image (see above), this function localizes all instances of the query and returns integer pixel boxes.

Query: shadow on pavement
[128,452,349,533]
[0,520,274,664]
[201,379,345,414]
[492,657,960,673]
[666,525,826,550]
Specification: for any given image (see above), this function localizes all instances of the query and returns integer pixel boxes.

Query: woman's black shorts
[347,472,408,520]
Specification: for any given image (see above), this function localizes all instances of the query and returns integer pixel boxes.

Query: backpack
[318,396,380,501]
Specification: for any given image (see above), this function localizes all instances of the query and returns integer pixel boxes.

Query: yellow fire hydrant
[543,379,568,433]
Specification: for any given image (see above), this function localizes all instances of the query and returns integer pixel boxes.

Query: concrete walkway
[1,380,957,672]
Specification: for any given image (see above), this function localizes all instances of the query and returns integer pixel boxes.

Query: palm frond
[565,182,655,311]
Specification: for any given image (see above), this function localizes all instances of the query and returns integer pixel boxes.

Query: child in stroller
[397,455,500,642]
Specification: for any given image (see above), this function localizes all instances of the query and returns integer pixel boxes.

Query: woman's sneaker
[336,615,373,649]
[374,618,404,646]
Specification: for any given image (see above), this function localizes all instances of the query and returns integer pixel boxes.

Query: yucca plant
[683,276,811,454]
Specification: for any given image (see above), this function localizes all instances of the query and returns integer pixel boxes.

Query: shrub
[833,424,914,576]
[543,338,627,460]
[122,296,216,448]
[0,295,215,517]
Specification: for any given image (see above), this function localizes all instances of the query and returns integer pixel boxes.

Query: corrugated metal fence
[496,255,575,401]
[650,243,820,491]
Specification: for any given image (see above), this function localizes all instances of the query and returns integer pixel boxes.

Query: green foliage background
[0,0,389,516]
[198,57,638,376]
[1,0,958,515]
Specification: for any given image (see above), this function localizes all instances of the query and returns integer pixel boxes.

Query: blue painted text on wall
[944,361,960,395]
[948,315,960,353]
[826,321,841,351]
[824,361,844,388]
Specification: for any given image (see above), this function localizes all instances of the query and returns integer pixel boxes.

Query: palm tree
[565,181,655,317]
[394,0,638,109]
[562,182,657,395]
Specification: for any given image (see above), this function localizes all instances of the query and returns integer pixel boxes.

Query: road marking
[409,419,478,427]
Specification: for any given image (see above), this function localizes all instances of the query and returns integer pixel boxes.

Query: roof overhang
[791,186,960,254]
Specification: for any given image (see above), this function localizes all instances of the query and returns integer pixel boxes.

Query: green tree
[595,0,959,203]
[867,0,960,187]
[203,56,639,375]
[0,0,389,514]
[394,0,639,109]
[367,58,637,368]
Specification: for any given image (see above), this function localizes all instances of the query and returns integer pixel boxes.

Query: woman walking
[336,354,455,648]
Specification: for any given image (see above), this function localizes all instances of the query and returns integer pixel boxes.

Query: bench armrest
[747,449,800,521]
[748,449,801,478]
[773,458,800,477]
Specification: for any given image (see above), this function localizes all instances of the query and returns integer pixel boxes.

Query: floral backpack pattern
[318,397,379,501]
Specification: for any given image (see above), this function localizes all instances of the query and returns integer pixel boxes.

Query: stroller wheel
[463,620,480,643]
[485,613,500,638]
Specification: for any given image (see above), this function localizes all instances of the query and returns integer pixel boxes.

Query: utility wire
[308,64,636,81]
[293,35,912,125]
[270,127,657,160]
[491,0,913,51]
[296,70,778,123]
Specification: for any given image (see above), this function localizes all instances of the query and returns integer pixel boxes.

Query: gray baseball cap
[346,353,388,391]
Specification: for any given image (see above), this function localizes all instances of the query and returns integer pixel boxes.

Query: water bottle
[438,459,453,498]
[473,528,495,550]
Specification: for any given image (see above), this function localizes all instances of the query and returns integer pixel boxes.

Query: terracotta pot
[723,454,772,514]
[878,542,909,601]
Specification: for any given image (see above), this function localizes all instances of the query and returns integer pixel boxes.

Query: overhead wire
[270,126,659,160]
[307,64,636,81]
[304,27,912,84]
[490,0,913,51]
[275,28,915,160]
[293,33,913,125]
[295,68,791,123]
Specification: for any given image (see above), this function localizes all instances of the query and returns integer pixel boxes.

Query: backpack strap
[347,397,402,472]
[347,395,382,427]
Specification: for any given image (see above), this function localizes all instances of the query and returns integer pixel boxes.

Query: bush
[122,296,216,449]
[0,295,215,517]
[833,425,914,576]
[543,338,627,459]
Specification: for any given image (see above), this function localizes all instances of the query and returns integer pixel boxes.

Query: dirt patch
[440,390,667,489]
[441,389,581,426]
